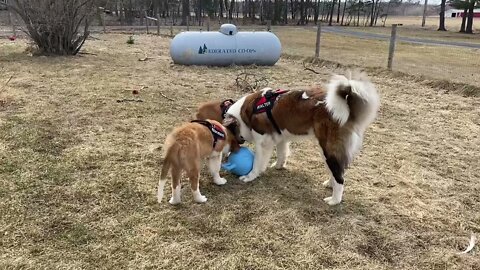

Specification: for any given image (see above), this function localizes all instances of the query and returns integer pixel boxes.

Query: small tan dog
[157,119,241,204]
[195,99,235,122]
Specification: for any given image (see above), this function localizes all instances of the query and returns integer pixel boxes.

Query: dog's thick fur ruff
[157,120,237,204]
[224,72,380,205]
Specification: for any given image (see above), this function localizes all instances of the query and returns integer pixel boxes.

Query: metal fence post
[388,24,398,70]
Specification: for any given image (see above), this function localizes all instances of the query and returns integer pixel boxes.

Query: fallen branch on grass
[116,98,144,103]
[159,91,175,101]
[1,75,14,91]
[79,51,98,56]
[5,75,13,86]
[235,71,268,93]
[138,53,151,61]
[302,61,321,74]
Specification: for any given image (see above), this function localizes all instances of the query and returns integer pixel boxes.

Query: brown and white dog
[157,119,240,204]
[224,73,380,205]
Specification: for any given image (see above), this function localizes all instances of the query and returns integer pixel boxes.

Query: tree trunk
[228,0,234,21]
[181,0,189,25]
[336,0,341,23]
[251,0,256,22]
[299,0,305,25]
[460,7,468,32]
[284,0,289,24]
[290,0,296,20]
[357,6,360,27]
[314,0,319,24]
[369,0,376,26]
[465,0,475,34]
[340,0,346,25]
[320,0,326,21]
[328,0,336,26]
[374,0,381,25]
[219,0,224,18]
[438,0,447,31]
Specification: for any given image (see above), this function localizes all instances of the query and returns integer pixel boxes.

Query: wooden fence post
[207,18,210,31]
[387,24,398,70]
[187,15,190,31]
[267,20,271,31]
[315,23,321,58]
[145,11,149,34]
[157,13,161,35]
[170,19,174,36]
[8,10,16,36]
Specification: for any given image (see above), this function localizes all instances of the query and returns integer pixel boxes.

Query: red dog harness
[191,120,226,148]
[253,89,289,134]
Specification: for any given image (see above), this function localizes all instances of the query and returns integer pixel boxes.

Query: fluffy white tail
[325,72,380,131]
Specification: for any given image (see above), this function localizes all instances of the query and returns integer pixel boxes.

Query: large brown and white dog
[157,119,240,204]
[224,73,380,205]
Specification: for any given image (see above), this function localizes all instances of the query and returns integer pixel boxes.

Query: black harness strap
[220,99,235,119]
[191,120,226,148]
[253,89,289,134]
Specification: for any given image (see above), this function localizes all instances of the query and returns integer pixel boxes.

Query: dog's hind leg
[271,141,290,170]
[208,151,227,185]
[188,163,207,203]
[169,166,182,205]
[321,156,334,189]
[322,152,345,206]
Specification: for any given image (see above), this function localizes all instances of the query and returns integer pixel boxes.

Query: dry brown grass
[1,34,479,269]
[274,27,480,88]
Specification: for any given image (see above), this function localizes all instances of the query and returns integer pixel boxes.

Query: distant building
[445,8,480,18]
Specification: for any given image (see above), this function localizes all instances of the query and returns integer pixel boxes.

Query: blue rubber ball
[221,147,254,176]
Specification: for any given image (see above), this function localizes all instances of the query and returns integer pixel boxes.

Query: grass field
[272,26,480,88]
[1,33,480,269]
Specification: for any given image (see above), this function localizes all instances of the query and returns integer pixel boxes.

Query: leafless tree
[3,0,96,55]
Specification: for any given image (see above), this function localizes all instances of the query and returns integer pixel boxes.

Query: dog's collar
[253,89,289,134]
[220,99,235,119]
[191,120,226,148]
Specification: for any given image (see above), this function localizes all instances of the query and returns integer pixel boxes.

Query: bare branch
[302,61,321,74]
[235,71,269,93]
[159,91,175,101]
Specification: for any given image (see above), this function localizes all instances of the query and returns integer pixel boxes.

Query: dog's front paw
[213,177,227,186]
[169,197,181,205]
[323,196,341,206]
[239,173,257,183]
[270,161,287,170]
[194,195,208,203]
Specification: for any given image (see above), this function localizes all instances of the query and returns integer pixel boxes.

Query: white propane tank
[170,24,281,66]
